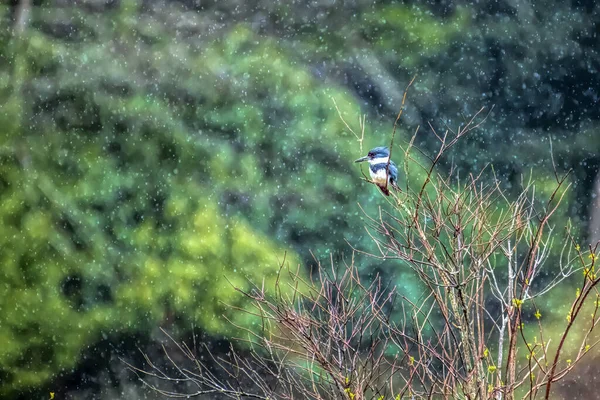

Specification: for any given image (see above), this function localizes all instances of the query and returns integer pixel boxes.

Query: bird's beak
[354,156,368,163]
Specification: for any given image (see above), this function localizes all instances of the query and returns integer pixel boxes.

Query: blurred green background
[1,0,599,398]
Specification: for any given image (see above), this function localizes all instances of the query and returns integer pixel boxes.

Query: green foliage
[0,4,427,395]
[361,5,470,67]
[0,146,302,395]
[0,10,359,395]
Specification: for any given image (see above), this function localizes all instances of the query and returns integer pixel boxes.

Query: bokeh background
[1,0,599,398]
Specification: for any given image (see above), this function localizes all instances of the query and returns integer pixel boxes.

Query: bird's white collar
[369,156,389,165]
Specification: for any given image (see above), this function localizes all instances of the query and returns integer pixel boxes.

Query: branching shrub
[126,107,600,399]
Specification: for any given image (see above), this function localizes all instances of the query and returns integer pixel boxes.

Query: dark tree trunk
[589,170,600,246]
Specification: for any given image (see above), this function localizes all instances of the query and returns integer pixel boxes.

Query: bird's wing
[388,162,400,189]
[388,161,398,181]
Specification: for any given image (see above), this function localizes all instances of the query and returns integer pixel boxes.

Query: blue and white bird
[354,146,400,196]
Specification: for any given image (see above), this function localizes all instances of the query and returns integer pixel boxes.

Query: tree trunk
[589,169,600,246]
[13,0,31,36]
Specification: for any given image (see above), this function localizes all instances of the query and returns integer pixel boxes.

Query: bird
[354,146,400,196]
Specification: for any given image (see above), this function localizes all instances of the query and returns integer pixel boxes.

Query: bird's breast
[369,166,390,186]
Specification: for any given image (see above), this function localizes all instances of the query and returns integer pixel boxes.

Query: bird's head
[354,147,390,164]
